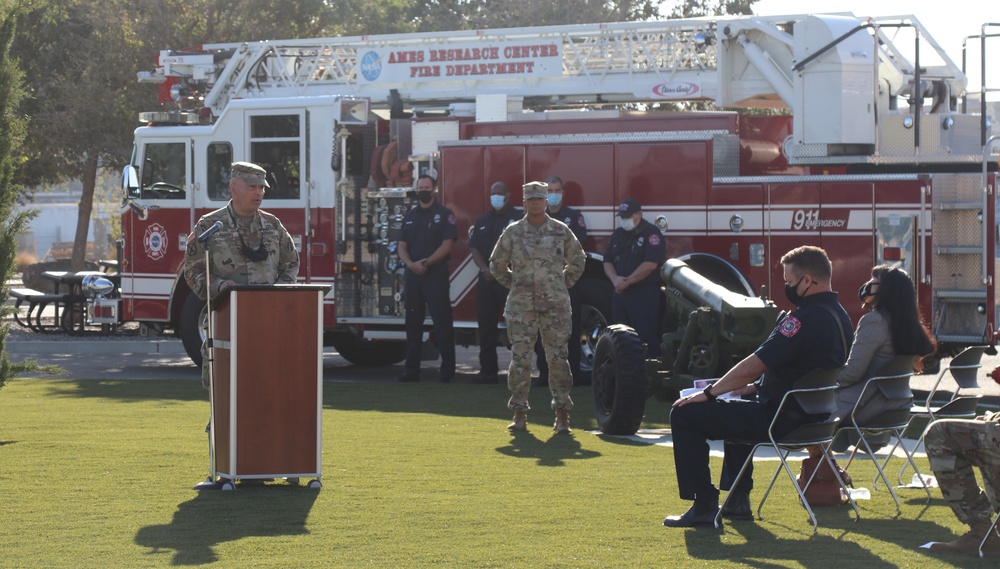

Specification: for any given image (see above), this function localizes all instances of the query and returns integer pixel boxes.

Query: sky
[752,0,998,100]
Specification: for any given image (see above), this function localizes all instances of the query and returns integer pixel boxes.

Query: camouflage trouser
[200,340,210,389]
[924,418,1000,526]
[505,308,573,412]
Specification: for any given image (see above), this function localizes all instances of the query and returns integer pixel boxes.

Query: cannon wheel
[592,325,648,435]
[576,278,613,385]
[329,332,406,366]
[179,294,207,367]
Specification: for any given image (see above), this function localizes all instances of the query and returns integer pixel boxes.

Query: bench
[9,288,84,333]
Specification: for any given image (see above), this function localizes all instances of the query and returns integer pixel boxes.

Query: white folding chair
[899,346,986,485]
[716,367,860,530]
[836,355,931,510]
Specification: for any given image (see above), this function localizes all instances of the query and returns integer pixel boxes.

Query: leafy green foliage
[0,3,53,389]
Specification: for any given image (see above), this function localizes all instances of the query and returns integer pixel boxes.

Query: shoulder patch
[648,233,660,246]
[779,316,802,338]
[577,216,587,228]
[448,213,457,225]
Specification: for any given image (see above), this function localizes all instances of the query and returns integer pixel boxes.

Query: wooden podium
[208,284,328,488]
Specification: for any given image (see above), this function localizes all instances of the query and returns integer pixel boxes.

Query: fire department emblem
[649,234,661,246]
[779,316,801,338]
[144,223,168,261]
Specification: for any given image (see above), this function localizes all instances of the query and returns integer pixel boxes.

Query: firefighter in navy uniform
[663,246,852,527]
[602,198,665,359]
[397,174,458,383]
[469,181,523,384]
[534,176,589,386]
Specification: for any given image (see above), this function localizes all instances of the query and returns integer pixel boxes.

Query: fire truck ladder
[148,13,966,123]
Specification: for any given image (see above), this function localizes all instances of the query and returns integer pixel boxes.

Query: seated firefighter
[663,246,852,527]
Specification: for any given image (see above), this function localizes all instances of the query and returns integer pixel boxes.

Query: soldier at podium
[183,161,300,387]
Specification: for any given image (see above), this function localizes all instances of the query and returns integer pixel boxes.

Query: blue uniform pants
[670,397,811,503]
[612,284,661,358]
[404,267,455,378]
[475,277,509,377]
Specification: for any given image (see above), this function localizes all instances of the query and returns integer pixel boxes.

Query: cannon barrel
[660,257,778,344]
[661,258,764,313]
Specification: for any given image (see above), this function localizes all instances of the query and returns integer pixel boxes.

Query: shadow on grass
[496,430,601,466]
[0,440,15,446]
[681,505,955,565]
[135,485,319,566]
[42,379,207,403]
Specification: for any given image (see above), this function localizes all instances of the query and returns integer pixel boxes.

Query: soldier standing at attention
[469,181,522,384]
[924,414,1000,556]
[534,175,588,387]
[184,161,300,389]
[603,198,665,359]
[396,174,458,383]
[490,181,586,433]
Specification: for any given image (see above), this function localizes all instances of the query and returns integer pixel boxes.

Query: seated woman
[830,265,936,451]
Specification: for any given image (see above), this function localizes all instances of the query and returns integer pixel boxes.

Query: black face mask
[784,275,809,306]
[240,237,269,261]
[416,190,434,204]
[858,280,877,302]
[229,207,270,262]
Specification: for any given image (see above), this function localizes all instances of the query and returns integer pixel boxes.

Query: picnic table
[9,270,121,335]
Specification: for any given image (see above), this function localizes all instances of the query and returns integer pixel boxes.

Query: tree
[0,3,58,390]
[665,0,756,19]
[13,1,143,270]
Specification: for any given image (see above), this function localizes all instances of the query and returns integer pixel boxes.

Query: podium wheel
[221,481,236,491]
[285,477,300,485]
[308,479,322,489]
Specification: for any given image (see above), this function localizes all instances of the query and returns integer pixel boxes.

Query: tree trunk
[71,152,99,271]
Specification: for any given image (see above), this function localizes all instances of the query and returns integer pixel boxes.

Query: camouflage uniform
[183,202,300,386]
[925,412,1000,527]
[490,212,585,412]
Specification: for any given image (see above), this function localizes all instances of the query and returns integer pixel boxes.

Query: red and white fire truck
[121,13,999,373]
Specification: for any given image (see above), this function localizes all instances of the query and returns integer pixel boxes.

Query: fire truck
[121,13,999,374]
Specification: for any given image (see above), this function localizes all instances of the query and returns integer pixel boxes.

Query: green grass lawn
[0,378,991,568]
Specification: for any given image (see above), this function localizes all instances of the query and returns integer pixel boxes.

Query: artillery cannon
[592,258,779,435]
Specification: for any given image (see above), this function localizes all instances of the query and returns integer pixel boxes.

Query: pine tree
[0,5,54,389]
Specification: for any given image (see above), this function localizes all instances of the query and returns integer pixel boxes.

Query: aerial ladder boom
[141,12,977,163]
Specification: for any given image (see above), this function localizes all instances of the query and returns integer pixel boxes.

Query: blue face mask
[490,194,507,211]
[546,193,562,208]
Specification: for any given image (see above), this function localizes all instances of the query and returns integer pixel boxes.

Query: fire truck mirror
[122,165,140,199]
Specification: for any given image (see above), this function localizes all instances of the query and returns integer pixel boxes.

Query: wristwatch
[702,385,718,401]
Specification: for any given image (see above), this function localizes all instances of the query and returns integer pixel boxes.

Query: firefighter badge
[779,316,801,338]
[144,223,168,261]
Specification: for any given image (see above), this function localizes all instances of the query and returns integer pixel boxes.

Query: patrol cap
[231,161,270,188]
[523,181,548,200]
[617,198,641,217]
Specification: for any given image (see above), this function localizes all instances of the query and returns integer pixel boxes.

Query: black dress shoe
[720,491,754,521]
[439,373,454,383]
[396,373,420,383]
[469,374,498,384]
[662,503,720,527]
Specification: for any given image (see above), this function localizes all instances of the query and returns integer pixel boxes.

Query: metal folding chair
[899,346,986,485]
[836,355,931,510]
[715,367,860,530]
[980,509,1000,558]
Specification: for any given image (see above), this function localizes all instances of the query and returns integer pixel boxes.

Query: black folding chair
[715,367,860,530]
[900,346,986,485]
[835,355,931,510]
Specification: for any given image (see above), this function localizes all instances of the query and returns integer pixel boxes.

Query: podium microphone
[197,221,224,243]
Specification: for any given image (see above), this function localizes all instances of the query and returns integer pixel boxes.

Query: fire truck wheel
[330,333,406,366]
[592,324,648,436]
[577,278,612,385]
[180,294,207,367]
